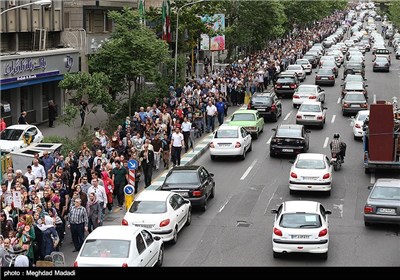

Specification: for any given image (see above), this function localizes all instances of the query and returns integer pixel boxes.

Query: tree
[388,0,400,27]
[58,72,114,127]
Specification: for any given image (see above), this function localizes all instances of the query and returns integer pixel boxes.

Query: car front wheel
[155,245,164,267]
[170,227,178,244]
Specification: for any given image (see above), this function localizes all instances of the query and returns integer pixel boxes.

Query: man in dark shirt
[151,133,163,170]
[18,111,28,125]
[112,160,128,209]
[139,144,154,188]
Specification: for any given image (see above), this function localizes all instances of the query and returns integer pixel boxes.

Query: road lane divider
[218,197,231,213]
[373,94,376,104]
[323,137,329,148]
[266,136,272,145]
[370,173,376,184]
[240,159,258,180]
[284,110,293,121]
[331,115,336,124]
[337,97,341,104]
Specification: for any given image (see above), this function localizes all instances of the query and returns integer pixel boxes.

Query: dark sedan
[315,68,335,86]
[160,166,215,211]
[270,124,310,157]
[341,92,368,116]
[274,75,299,98]
[341,81,368,99]
[248,91,282,122]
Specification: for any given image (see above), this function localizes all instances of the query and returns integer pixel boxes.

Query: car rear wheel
[170,227,178,244]
[364,221,372,227]
[254,131,259,139]
[289,189,295,195]
[155,245,164,267]
[273,251,281,258]
[185,209,192,226]
[272,114,278,122]
[210,186,215,199]
[201,198,207,212]
[248,142,252,152]
[210,155,216,161]
[241,149,246,160]
[320,252,328,260]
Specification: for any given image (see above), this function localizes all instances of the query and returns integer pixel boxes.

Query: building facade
[0,0,79,126]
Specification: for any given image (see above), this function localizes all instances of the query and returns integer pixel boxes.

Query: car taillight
[328,76,334,80]
[122,219,128,226]
[273,227,283,236]
[343,103,349,108]
[73,261,78,267]
[247,103,252,109]
[319,228,328,237]
[322,173,330,179]
[271,104,277,112]
[364,206,374,214]
[361,103,368,108]
[290,84,297,89]
[160,219,170,227]
[235,142,241,148]
[385,63,389,66]
[122,263,128,267]
[309,95,317,99]
[192,190,202,197]
[275,84,282,88]
[316,76,321,80]
[209,142,215,148]
[355,123,361,128]
[290,172,298,178]
[296,115,302,119]
[293,95,300,99]
[317,115,323,120]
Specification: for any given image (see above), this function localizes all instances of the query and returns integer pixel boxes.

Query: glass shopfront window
[20,86,34,111]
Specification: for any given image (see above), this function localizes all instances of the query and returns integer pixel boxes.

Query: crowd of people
[0,10,347,266]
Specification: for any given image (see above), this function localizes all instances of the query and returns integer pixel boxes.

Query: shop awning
[0,75,64,91]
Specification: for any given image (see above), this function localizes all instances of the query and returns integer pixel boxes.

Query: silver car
[364,178,400,227]
[296,101,327,128]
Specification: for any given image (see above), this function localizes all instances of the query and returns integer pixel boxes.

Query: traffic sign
[128,159,138,170]
[124,185,135,195]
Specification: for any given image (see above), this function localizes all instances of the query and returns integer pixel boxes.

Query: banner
[13,190,22,209]
[162,0,171,42]
[139,0,146,25]
[200,14,225,51]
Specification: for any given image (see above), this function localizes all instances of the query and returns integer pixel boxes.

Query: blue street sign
[128,159,138,170]
[124,185,135,195]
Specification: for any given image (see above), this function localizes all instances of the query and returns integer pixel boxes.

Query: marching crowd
[0,10,346,266]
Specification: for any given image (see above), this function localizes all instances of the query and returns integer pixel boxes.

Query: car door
[256,112,264,130]
[171,194,187,231]
[134,232,151,267]
[273,95,282,116]
[140,229,158,266]
[325,156,333,174]
[241,127,250,149]
[199,168,210,197]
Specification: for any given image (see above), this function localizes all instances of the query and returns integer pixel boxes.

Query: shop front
[0,48,79,126]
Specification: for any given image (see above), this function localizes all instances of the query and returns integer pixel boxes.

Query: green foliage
[388,0,400,27]
[42,127,93,155]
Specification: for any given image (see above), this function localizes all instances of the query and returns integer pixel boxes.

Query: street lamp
[0,0,51,16]
[173,0,205,85]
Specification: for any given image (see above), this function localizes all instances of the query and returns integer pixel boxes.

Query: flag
[139,0,145,25]
[162,0,171,42]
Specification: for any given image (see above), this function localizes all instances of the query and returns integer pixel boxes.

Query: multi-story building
[1,0,79,126]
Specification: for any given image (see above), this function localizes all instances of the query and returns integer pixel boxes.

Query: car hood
[0,140,25,152]
[229,121,257,127]
[161,183,199,190]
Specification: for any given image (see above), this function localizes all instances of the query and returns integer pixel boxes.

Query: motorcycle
[331,153,342,171]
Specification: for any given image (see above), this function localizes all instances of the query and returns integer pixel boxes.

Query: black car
[160,166,215,211]
[274,73,299,98]
[248,91,282,122]
[270,124,310,157]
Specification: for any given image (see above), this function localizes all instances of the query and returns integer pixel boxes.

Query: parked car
[342,92,368,116]
[228,109,264,139]
[248,91,282,122]
[270,124,310,157]
[122,190,191,243]
[292,85,325,108]
[160,166,215,211]
[288,153,333,195]
[296,102,327,128]
[364,178,400,226]
[0,124,44,153]
[351,110,369,140]
[209,125,252,160]
[74,226,164,267]
[271,200,331,259]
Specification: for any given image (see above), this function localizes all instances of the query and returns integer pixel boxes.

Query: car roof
[86,225,142,240]
[217,125,240,131]
[298,84,318,89]
[296,153,326,160]
[301,101,322,106]
[5,125,35,130]
[375,178,400,188]
[357,110,370,115]
[233,109,257,114]
[283,201,320,213]
[277,124,303,130]
[253,91,274,97]
[169,165,201,171]
[136,190,173,201]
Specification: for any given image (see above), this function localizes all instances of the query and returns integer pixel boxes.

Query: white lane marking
[370,173,376,184]
[266,136,272,145]
[323,137,329,148]
[264,188,279,215]
[240,159,258,180]
[337,97,341,104]
[218,197,231,213]
[284,110,293,121]
[331,115,336,123]
[373,94,376,104]
[333,204,344,218]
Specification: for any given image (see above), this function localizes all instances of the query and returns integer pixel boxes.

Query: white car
[295,59,312,74]
[0,124,44,153]
[122,190,191,244]
[296,102,327,128]
[74,226,164,267]
[209,125,252,160]
[352,110,369,140]
[286,65,306,81]
[292,85,325,108]
[289,153,333,195]
[271,201,331,259]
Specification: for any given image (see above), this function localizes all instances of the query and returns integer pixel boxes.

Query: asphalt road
[162,30,400,266]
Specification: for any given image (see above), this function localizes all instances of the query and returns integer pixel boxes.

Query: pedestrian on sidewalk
[206,100,217,132]
[86,192,102,233]
[67,198,88,252]
[215,97,226,126]
[79,99,88,128]
[181,117,192,153]
[0,117,6,132]
[48,100,57,128]
[139,144,154,188]
[111,160,128,210]
[18,111,28,125]
[170,127,184,167]
[161,134,171,169]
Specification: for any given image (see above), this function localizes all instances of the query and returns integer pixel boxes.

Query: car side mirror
[184,199,190,204]
[341,84,344,86]
[323,107,328,110]
[272,128,276,131]
[289,160,294,164]
[365,85,368,87]
[306,130,311,133]
[364,78,367,81]
[209,173,214,177]
[325,210,332,215]
[368,185,373,190]
[154,236,161,241]
[271,209,278,214]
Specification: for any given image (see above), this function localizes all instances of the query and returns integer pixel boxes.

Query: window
[279,213,322,229]
[141,230,153,247]
[173,194,185,208]
[169,196,178,210]
[199,168,208,183]
[165,172,198,184]
[136,233,146,255]
[80,239,130,258]
[103,11,113,32]
[129,201,167,214]
[64,12,70,29]
[20,86,34,111]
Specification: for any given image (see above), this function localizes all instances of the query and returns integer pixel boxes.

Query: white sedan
[295,59,312,74]
[289,153,333,195]
[351,110,369,140]
[209,125,252,160]
[0,124,44,153]
[271,200,331,259]
[75,226,164,267]
[296,101,327,128]
[292,85,326,108]
[286,65,306,82]
[122,190,191,244]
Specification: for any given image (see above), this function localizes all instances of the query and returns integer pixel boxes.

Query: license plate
[301,96,308,99]
[218,143,231,147]
[351,104,360,107]
[134,224,154,229]
[377,208,396,215]
[257,108,266,111]
[282,149,294,152]
[291,235,310,239]
[322,77,328,80]
[304,116,315,119]
[282,86,290,88]
[303,177,318,180]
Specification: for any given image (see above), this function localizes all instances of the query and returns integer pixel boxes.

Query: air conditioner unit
[9,0,16,6]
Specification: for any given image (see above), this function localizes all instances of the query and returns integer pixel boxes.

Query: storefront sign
[4,57,47,76]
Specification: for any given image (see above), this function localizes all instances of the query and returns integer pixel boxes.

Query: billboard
[200,14,225,51]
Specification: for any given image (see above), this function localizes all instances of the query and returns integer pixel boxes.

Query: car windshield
[344,94,365,101]
[298,87,316,93]
[276,78,295,84]
[165,171,199,184]
[299,104,321,112]
[252,96,272,105]
[231,113,255,122]
[276,128,302,138]
[279,213,322,228]
[317,69,332,75]
[357,114,369,121]
[346,83,364,90]
[0,129,23,141]
[370,186,400,200]
[288,65,302,70]
[295,159,326,169]
[129,201,167,214]
[215,129,238,138]
[80,239,130,258]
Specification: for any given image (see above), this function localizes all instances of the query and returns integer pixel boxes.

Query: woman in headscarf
[16,214,35,265]
[48,208,64,250]
[101,171,114,213]
[38,215,59,259]
[14,255,30,267]
[86,192,102,233]
[32,211,43,263]
[0,210,14,244]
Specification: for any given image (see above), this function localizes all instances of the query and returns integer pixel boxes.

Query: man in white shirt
[181,117,192,153]
[31,159,46,181]
[24,166,36,185]
[87,178,107,224]
[170,127,185,167]
[206,100,217,132]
